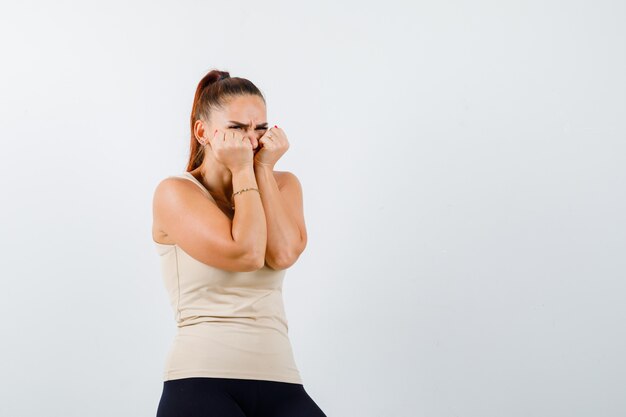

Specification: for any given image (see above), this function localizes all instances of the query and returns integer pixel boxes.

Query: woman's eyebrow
[228,121,268,127]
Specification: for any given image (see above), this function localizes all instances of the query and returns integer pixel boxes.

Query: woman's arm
[254,165,307,269]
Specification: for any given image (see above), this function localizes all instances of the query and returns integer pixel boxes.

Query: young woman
[152,69,327,417]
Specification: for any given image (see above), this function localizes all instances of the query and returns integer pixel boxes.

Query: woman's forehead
[218,98,266,122]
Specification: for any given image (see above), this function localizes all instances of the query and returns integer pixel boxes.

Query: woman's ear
[194,119,210,144]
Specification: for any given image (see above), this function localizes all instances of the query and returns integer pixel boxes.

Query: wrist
[254,161,275,172]
[230,164,255,176]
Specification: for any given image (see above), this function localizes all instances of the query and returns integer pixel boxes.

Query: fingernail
[274,125,277,128]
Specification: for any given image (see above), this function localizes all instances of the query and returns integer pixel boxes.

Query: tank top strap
[176,172,215,201]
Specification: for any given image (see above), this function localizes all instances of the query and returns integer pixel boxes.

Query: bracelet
[231,188,260,209]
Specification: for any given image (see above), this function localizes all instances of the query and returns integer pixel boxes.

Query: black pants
[156,377,327,417]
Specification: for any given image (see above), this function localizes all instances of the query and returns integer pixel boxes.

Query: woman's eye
[228,126,267,130]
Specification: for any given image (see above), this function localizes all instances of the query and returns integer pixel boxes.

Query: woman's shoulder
[152,174,214,207]
[273,170,300,190]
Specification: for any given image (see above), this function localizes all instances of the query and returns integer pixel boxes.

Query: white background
[1,1,625,416]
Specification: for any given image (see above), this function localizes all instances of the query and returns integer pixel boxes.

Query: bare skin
[152,94,307,271]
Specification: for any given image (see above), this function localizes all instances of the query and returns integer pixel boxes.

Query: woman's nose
[246,129,260,148]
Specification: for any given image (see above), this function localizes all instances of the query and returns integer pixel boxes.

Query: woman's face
[209,94,268,155]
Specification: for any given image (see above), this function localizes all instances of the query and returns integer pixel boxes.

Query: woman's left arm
[254,165,307,270]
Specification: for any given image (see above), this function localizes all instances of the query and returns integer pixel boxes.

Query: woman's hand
[253,126,289,169]
[208,128,254,172]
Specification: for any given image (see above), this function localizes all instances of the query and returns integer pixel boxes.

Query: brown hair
[186,69,266,172]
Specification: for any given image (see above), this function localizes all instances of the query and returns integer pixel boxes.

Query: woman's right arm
[152,165,267,272]
[230,165,267,268]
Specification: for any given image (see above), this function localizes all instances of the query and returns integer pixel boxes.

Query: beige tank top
[154,171,303,384]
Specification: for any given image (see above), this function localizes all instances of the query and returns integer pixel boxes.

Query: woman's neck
[191,161,234,206]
